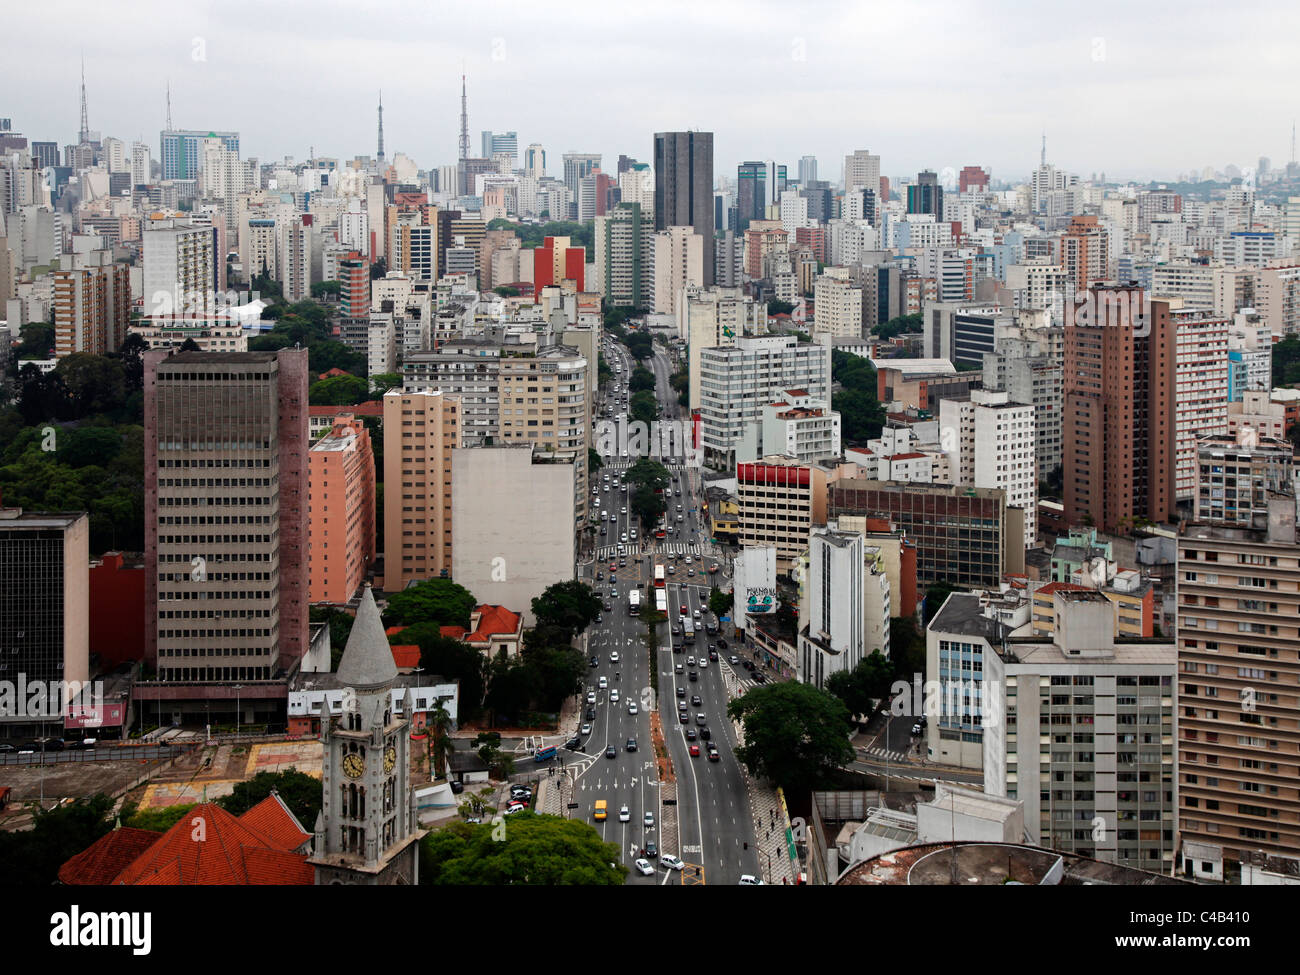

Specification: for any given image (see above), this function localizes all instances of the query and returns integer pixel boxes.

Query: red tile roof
[238,794,311,852]
[57,827,161,885]
[888,452,927,461]
[385,625,405,637]
[1035,582,1089,596]
[309,400,383,418]
[440,625,468,641]
[468,605,521,642]
[391,644,421,669]
[317,368,353,380]
[108,803,313,885]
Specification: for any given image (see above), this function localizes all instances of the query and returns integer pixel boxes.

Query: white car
[684,556,693,565]
[659,854,685,871]
[699,658,707,669]
[738,874,765,885]
[621,506,627,514]
[628,702,639,715]
[598,676,608,689]
[644,811,655,828]
[610,689,620,702]
[587,691,597,704]
[619,805,631,822]
[610,651,620,663]
[634,858,655,877]
[580,723,592,735]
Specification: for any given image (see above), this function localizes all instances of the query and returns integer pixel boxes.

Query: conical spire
[336,586,398,691]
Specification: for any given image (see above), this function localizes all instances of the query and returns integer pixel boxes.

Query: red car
[680,605,688,615]
[609,563,617,572]
[689,744,700,757]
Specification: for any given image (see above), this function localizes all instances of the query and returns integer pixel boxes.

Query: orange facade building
[308,414,376,604]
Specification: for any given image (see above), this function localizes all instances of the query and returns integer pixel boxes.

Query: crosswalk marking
[864,748,908,761]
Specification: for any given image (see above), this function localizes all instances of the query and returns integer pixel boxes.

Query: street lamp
[232,684,244,736]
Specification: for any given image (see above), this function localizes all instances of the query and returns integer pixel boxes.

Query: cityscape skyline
[4,0,1298,184]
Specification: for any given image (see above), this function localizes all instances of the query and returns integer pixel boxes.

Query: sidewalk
[721,661,798,885]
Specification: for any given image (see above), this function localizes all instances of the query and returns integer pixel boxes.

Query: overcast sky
[5,0,1297,185]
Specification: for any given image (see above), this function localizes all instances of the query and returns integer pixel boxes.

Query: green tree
[767,299,796,316]
[427,702,455,779]
[419,814,625,885]
[629,366,656,392]
[15,322,55,360]
[825,651,895,721]
[493,285,521,297]
[629,389,659,426]
[55,353,128,418]
[588,447,603,474]
[624,331,654,361]
[121,802,198,832]
[624,456,670,493]
[889,616,925,675]
[309,374,370,406]
[871,312,923,340]
[530,580,601,644]
[727,682,856,791]
[393,624,490,716]
[177,337,202,352]
[311,280,342,298]
[307,340,366,377]
[0,793,115,886]
[57,426,122,468]
[384,578,477,629]
[369,372,402,397]
[218,768,323,828]
[708,587,733,618]
[631,484,666,532]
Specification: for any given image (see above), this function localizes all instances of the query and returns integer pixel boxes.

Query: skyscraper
[906,169,943,217]
[160,130,239,180]
[144,348,310,681]
[653,131,714,286]
[798,155,818,186]
[562,153,601,219]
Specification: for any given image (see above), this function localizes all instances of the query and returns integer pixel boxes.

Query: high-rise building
[813,267,864,340]
[653,131,714,286]
[1063,285,1172,531]
[798,525,863,689]
[843,150,882,198]
[1060,215,1110,293]
[382,388,461,590]
[339,252,370,319]
[130,141,152,186]
[160,130,239,180]
[53,259,131,358]
[798,155,818,186]
[308,414,376,605]
[279,213,313,302]
[480,130,517,166]
[451,445,576,626]
[698,335,831,470]
[532,235,585,296]
[593,203,655,309]
[735,161,786,231]
[906,170,943,218]
[651,225,704,316]
[0,508,90,737]
[562,153,601,218]
[939,389,1038,549]
[736,457,829,572]
[142,221,220,317]
[679,286,767,411]
[523,143,546,177]
[144,348,310,679]
[958,166,990,193]
[1177,499,1300,881]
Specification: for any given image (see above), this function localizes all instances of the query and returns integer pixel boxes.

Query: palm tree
[428,701,454,780]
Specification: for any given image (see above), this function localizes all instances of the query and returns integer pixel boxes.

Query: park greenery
[485,218,595,253]
[870,312,923,341]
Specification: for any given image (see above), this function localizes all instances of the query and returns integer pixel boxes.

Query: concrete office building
[593,202,655,309]
[653,132,713,284]
[813,267,864,340]
[144,348,310,679]
[382,388,461,590]
[737,388,841,465]
[451,445,576,627]
[0,508,90,736]
[830,479,1022,587]
[799,525,864,689]
[160,130,239,180]
[1193,434,1294,527]
[736,457,828,573]
[698,335,831,470]
[308,414,376,605]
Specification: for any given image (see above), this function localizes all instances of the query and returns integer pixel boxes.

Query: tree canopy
[419,813,625,885]
[530,579,601,645]
[831,349,886,444]
[392,624,490,717]
[629,389,659,426]
[383,578,477,629]
[309,374,370,406]
[825,651,896,720]
[0,793,115,886]
[629,366,656,392]
[727,681,856,791]
[871,312,923,341]
[623,331,654,361]
[218,768,322,828]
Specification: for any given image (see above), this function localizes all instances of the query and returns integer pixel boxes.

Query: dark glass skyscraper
[653,131,714,286]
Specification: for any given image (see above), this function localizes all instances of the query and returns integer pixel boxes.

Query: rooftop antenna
[458,69,470,162]
[78,54,90,144]
[377,90,385,163]
[1040,131,1046,168]
[166,80,173,132]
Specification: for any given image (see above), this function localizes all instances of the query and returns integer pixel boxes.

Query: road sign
[567,802,579,809]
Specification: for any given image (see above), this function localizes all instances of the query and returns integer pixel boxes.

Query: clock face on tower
[343,752,365,778]
[383,745,397,774]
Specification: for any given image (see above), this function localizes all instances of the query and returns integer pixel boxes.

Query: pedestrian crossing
[594,541,704,559]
